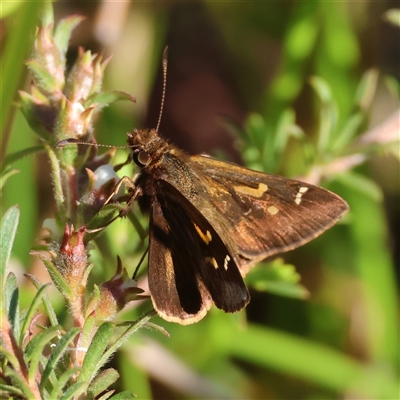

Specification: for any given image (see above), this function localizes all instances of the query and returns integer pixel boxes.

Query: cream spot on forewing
[194,223,212,244]
[235,182,268,198]
[267,206,280,215]
[206,257,218,269]
[295,186,309,205]
[224,255,231,270]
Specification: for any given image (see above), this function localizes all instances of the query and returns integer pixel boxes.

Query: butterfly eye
[135,150,151,167]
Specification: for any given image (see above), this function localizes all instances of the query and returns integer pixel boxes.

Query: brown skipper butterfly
[61,48,349,324]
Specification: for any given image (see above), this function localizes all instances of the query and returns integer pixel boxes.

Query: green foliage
[1,2,398,400]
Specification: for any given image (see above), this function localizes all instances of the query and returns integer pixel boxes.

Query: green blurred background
[1,1,399,399]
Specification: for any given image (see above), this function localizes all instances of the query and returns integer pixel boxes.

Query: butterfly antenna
[55,138,130,149]
[156,46,168,132]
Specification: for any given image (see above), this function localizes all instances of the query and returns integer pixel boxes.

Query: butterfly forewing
[187,155,349,272]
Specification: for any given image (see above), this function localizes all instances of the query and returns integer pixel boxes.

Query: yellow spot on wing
[267,206,279,215]
[235,182,268,198]
[194,223,212,244]
[295,186,309,205]
[205,257,218,269]
[224,255,231,270]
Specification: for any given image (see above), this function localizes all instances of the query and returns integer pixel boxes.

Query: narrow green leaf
[274,108,304,158]
[40,1,54,27]
[54,15,86,55]
[87,368,120,398]
[331,112,364,153]
[40,327,81,390]
[79,314,96,355]
[1,1,41,135]
[336,171,383,202]
[86,90,136,110]
[354,69,379,112]
[109,391,136,400]
[0,206,20,289]
[246,260,309,299]
[0,345,19,370]
[4,272,20,340]
[310,76,338,154]
[19,283,51,346]
[59,382,87,400]
[26,59,58,95]
[25,325,62,383]
[30,251,71,297]
[49,367,80,400]
[77,322,115,386]
[0,383,25,397]
[0,146,44,173]
[24,273,59,326]
[0,168,19,192]
[3,369,38,399]
[98,390,115,400]
[217,322,397,398]
[43,143,65,219]
[101,311,157,369]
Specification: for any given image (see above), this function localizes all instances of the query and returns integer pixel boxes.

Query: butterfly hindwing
[148,200,211,324]
[148,179,249,324]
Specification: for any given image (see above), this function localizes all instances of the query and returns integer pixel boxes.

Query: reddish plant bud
[57,224,88,291]
[93,257,145,322]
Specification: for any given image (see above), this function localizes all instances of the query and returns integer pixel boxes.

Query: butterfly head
[127,128,170,169]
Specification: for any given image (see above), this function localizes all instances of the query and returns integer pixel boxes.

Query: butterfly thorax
[128,129,196,211]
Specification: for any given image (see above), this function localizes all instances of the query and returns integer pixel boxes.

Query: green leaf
[274,108,304,158]
[1,1,41,135]
[49,367,81,400]
[216,322,397,398]
[59,382,87,400]
[40,327,81,390]
[19,283,51,346]
[310,76,338,154]
[26,59,59,95]
[25,325,62,383]
[285,17,318,61]
[40,1,54,27]
[0,345,19,370]
[77,322,115,386]
[336,171,383,202]
[30,251,71,297]
[354,69,379,112]
[0,205,20,289]
[0,383,25,397]
[97,390,115,400]
[54,15,86,56]
[24,273,59,326]
[109,391,136,400]
[0,167,19,192]
[2,369,38,399]
[4,272,20,340]
[1,146,44,173]
[331,112,364,153]
[86,90,136,110]
[87,368,120,398]
[246,259,309,299]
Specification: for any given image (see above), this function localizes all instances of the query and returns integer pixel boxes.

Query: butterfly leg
[87,177,141,233]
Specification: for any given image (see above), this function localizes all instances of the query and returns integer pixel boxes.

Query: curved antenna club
[156,46,169,132]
